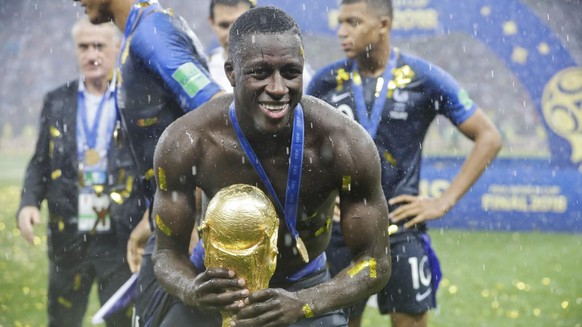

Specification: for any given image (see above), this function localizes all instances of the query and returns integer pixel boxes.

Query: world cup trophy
[199,184,279,327]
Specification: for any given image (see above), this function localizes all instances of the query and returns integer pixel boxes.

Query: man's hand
[127,210,151,273]
[233,288,304,327]
[18,206,41,245]
[388,195,452,228]
[182,268,248,312]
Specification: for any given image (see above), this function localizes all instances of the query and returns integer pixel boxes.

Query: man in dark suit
[17,16,145,327]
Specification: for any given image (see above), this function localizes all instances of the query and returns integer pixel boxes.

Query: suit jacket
[18,79,145,261]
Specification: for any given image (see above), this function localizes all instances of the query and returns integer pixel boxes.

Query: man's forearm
[153,248,198,304]
[296,254,390,318]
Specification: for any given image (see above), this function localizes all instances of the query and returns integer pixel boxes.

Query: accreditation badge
[78,187,111,232]
[82,170,107,186]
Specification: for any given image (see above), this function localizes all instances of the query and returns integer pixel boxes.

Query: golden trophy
[200,184,279,327]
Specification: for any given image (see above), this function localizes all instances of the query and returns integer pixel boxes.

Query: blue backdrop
[260,0,582,232]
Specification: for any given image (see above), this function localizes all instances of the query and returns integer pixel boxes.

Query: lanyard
[229,102,309,263]
[351,50,398,139]
[77,87,114,150]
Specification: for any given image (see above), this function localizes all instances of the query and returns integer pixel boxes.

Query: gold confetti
[315,217,331,237]
[347,258,377,278]
[145,168,155,180]
[383,151,397,167]
[158,167,167,191]
[561,301,569,309]
[532,308,541,317]
[58,297,72,308]
[342,175,351,192]
[156,214,172,237]
[507,310,519,319]
[542,277,551,285]
[51,169,62,180]
[336,68,350,91]
[388,224,398,235]
[302,303,314,318]
[49,126,61,137]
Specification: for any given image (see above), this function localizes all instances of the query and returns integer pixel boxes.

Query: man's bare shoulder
[155,93,233,164]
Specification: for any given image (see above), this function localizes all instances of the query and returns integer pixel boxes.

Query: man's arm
[17,92,54,244]
[234,118,391,326]
[389,108,502,227]
[307,129,391,312]
[151,124,247,312]
[132,12,223,112]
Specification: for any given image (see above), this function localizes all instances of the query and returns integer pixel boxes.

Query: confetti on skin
[302,303,314,318]
[158,167,167,191]
[156,214,172,237]
[347,258,377,278]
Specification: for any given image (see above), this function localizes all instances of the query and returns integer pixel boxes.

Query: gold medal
[296,237,309,263]
[84,149,100,166]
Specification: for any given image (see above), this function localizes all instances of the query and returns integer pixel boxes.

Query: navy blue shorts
[326,222,439,317]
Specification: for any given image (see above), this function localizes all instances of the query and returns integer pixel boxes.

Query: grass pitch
[1,151,580,327]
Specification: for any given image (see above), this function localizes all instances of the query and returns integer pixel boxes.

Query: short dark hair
[341,0,393,20]
[228,6,303,59]
[209,0,256,19]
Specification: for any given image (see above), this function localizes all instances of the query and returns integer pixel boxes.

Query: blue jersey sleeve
[131,11,222,112]
[421,61,477,126]
[307,60,353,98]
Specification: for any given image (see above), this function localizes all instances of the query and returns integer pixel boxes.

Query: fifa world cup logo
[200,184,279,327]
[542,67,582,167]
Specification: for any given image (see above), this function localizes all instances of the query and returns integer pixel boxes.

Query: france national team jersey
[116,2,222,198]
[307,49,477,205]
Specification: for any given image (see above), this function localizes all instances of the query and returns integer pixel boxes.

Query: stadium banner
[260,0,582,232]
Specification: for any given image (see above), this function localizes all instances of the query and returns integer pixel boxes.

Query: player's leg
[47,257,94,327]
[377,232,438,327]
[94,239,133,326]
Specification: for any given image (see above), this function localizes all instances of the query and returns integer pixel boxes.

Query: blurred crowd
[1,0,580,157]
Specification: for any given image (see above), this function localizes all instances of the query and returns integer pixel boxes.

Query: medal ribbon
[76,83,116,163]
[229,102,307,261]
[351,50,398,139]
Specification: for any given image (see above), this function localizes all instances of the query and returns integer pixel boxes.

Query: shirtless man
[151,6,391,326]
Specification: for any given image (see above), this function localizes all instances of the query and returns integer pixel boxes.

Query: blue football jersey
[308,50,476,202]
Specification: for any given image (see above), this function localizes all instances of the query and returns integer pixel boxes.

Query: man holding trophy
[151,6,392,326]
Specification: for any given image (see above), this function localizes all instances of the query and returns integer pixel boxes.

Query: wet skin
[152,33,391,326]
